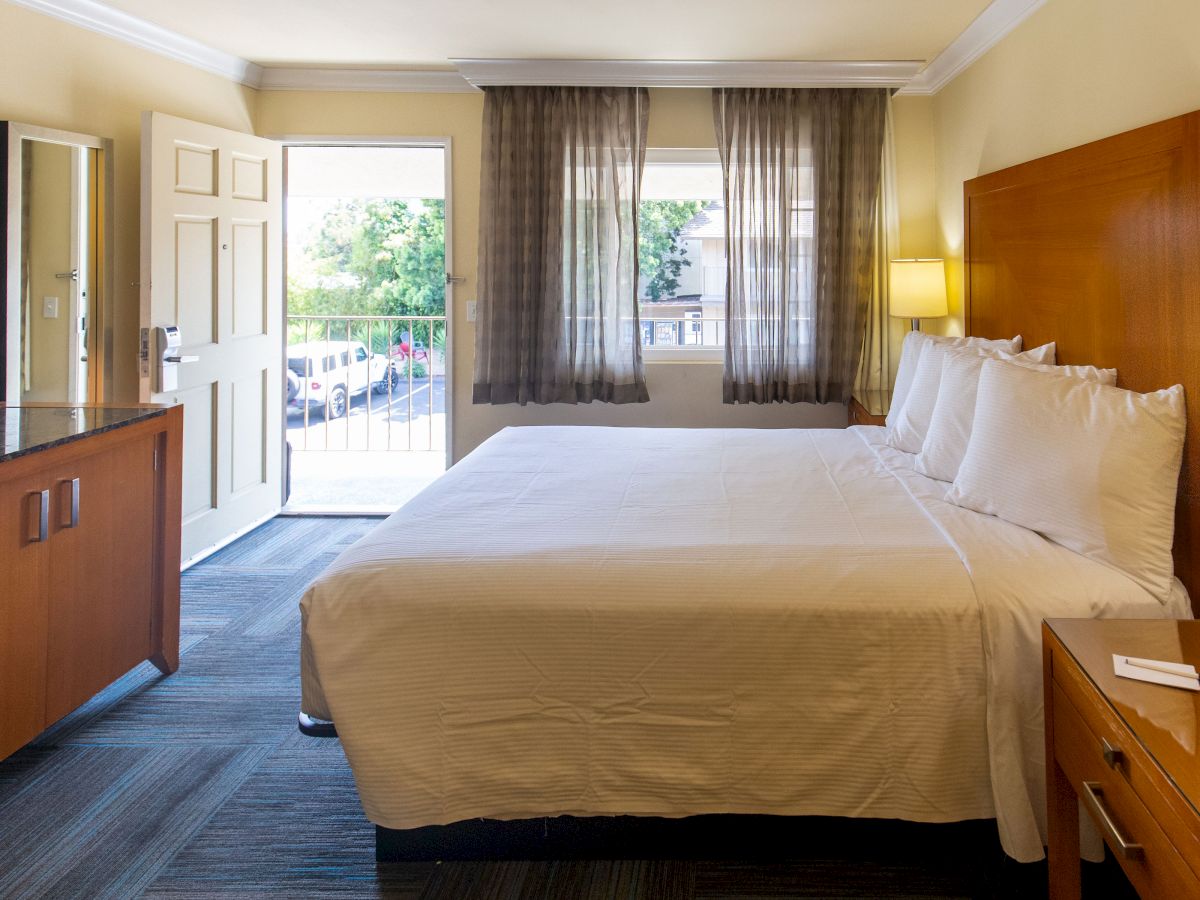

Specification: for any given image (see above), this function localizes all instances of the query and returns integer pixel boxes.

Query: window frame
[639,148,725,365]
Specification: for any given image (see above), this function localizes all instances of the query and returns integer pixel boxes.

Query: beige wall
[22,140,73,402]
[0,0,993,454]
[0,2,257,400]
[259,87,937,459]
[892,95,937,258]
[931,0,1200,334]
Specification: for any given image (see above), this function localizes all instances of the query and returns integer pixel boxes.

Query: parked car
[287,340,399,418]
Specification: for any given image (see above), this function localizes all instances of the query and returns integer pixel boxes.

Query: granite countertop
[0,406,168,463]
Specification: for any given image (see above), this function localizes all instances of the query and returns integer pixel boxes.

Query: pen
[1125,657,1200,681]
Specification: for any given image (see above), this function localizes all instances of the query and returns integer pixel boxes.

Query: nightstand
[848,392,887,427]
[1042,619,1200,899]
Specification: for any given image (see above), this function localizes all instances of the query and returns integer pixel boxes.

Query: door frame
[273,135,456,496]
[2,122,114,404]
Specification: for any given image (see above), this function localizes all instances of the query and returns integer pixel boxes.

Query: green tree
[638,200,703,300]
[289,198,445,318]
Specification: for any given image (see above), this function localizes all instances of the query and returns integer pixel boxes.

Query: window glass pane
[355,346,367,361]
[638,157,725,349]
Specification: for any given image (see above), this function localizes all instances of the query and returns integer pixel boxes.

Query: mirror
[2,122,114,404]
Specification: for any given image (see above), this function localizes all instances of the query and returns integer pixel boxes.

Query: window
[638,150,725,360]
[354,346,367,362]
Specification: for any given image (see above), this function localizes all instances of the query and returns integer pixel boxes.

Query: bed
[299,108,1200,864]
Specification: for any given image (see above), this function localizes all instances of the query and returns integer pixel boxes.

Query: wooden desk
[1043,619,1200,899]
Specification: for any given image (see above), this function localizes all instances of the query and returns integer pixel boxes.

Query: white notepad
[1113,654,1200,691]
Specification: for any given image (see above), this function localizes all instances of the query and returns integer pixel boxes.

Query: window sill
[643,348,723,364]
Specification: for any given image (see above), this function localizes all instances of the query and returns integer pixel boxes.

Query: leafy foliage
[289,198,445,319]
[638,200,703,300]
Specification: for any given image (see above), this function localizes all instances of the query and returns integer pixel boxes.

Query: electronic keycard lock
[153,326,198,392]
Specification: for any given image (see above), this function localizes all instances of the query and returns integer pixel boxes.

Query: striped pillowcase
[914,352,1116,482]
[946,360,1186,602]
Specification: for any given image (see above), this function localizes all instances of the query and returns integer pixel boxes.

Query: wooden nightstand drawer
[1051,643,1200,883]
[1051,681,1200,899]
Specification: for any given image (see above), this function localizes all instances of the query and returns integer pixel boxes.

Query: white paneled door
[140,112,283,564]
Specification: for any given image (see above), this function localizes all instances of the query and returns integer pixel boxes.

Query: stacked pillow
[886,331,1021,430]
[915,351,1117,482]
[887,338,1056,454]
[879,331,1187,603]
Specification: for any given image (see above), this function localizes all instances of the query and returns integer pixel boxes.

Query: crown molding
[9,0,1044,97]
[452,59,922,89]
[898,0,1047,95]
[257,67,476,93]
[7,0,263,86]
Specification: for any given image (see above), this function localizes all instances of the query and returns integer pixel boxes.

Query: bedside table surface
[1046,618,1200,820]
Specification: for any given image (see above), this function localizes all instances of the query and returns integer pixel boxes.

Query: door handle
[55,268,79,281]
[61,477,80,528]
[30,489,49,542]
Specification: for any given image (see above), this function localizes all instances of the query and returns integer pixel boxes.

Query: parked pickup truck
[287,340,399,419]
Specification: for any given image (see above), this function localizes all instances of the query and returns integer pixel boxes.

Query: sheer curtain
[853,99,902,416]
[473,86,650,405]
[713,88,888,404]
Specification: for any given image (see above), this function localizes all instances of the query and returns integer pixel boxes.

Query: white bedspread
[300,425,1189,862]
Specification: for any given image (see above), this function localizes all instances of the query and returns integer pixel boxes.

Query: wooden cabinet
[0,468,51,756]
[0,406,181,760]
[1043,619,1200,900]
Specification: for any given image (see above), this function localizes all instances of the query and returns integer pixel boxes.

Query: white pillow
[886,332,1022,429]
[887,342,1056,455]
[946,360,1186,601]
[915,353,1117,482]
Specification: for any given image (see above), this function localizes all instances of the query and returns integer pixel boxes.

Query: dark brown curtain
[713,88,888,404]
[473,86,650,405]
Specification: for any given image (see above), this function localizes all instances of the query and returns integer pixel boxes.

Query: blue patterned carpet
[0,517,1135,899]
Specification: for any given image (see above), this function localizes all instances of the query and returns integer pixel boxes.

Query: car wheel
[376,365,400,393]
[327,386,348,419]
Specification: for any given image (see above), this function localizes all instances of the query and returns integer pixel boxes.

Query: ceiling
[93,0,995,69]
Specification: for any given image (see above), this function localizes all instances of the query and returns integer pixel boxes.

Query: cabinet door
[44,433,157,722]
[0,470,51,759]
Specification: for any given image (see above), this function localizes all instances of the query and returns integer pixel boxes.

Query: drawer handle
[69,477,79,528]
[1082,781,1144,860]
[29,489,49,542]
[1102,737,1125,769]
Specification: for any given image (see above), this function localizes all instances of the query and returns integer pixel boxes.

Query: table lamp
[889,259,948,331]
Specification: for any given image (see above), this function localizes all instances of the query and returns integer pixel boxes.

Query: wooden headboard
[964,111,1200,612]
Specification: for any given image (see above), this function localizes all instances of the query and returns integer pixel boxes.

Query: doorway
[3,122,112,405]
[282,142,451,512]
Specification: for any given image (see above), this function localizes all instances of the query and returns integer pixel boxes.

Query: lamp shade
[889,259,948,320]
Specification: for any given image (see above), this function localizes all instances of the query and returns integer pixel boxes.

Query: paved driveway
[286,375,446,452]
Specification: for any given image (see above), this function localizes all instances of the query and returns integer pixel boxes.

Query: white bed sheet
[299,424,1189,862]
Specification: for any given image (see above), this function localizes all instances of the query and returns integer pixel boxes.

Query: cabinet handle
[62,477,80,528]
[30,489,49,542]
[1082,781,1144,860]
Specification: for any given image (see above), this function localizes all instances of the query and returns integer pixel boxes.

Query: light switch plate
[466,300,477,322]
[42,296,59,318]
